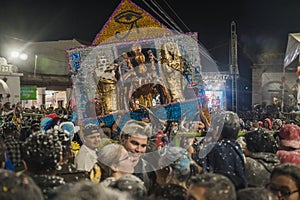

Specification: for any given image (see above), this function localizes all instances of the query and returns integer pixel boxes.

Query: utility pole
[229,21,239,113]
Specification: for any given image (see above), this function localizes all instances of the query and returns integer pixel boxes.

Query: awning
[284,33,300,70]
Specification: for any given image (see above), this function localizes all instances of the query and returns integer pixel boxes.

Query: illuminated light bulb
[20,53,28,60]
[11,51,19,58]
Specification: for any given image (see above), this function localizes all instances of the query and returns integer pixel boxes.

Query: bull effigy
[67,0,213,143]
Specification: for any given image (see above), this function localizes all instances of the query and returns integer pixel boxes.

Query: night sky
[1,1,299,59]
[1,0,300,108]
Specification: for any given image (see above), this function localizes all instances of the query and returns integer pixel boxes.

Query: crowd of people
[1,99,300,200]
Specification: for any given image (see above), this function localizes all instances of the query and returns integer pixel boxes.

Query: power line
[141,0,181,32]
[162,0,191,32]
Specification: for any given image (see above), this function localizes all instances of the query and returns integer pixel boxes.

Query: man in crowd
[75,123,102,172]
[187,173,236,200]
[119,119,156,192]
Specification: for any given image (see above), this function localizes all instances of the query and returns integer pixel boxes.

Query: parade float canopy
[284,32,300,71]
[67,0,220,125]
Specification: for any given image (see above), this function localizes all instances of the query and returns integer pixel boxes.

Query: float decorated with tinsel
[67,0,216,140]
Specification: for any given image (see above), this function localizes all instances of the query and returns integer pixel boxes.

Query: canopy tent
[284,32,300,71]
[284,32,300,105]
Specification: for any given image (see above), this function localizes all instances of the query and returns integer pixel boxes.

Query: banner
[20,86,37,100]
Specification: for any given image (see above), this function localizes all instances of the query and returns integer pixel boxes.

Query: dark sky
[1,0,299,65]
[1,0,300,107]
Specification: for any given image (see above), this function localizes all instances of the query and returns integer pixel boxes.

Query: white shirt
[74,144,98,172]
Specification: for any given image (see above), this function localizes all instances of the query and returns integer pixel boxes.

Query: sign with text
[20,86,37,100]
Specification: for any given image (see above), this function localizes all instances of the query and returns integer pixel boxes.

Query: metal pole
[281,67,285,112]
[230,21,239,113]
[34,54,38,77]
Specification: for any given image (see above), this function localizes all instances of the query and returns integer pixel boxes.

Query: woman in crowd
[97,143,135,186]
[276,124,300,166]
[273,118,283,131]
[263,118,273,131]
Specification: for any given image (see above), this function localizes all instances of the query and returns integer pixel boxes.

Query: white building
[0,57,23,105]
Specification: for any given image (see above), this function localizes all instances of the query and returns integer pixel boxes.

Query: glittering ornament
[92,0,172,45]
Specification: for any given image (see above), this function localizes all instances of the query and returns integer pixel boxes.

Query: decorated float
[67,0,222,141]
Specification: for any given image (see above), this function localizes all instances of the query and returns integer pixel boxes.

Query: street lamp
[9,51,28,61]
[10,51,19,58]
[19,53,28,60]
